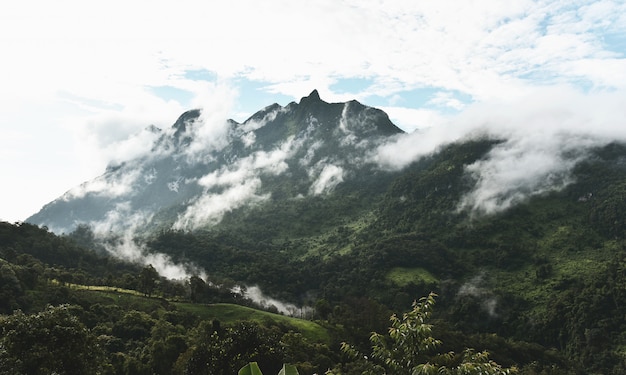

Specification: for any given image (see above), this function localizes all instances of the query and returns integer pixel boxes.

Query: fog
[457,272,499,318]
[233,285,315,318]
[374,87,626,215]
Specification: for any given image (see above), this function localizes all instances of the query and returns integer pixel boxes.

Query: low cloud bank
[233,285,315,318]
[87,207,207,280]
[104,231,207,280]
[84,196,311,316]
[374,87,626,215]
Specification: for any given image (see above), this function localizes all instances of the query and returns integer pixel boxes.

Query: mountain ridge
[17,90,626,373]
[27,90,404,234]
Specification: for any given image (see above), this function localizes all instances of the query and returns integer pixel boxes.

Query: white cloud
[309,163,345,196]
[427,92,467,110]
[238,285,314,317]
[173,138,296,230]
[375,86,626,215]
[183,83,238,162]
[373,123,470,171]
[457,134,588,214]
[91,202,152,235]
[2,0,626,222]
[378,106,448,133]
[241,106,285,132]
[173,178,269,230]
[89,205,207,280]
[63,168,143,200]
[241,132,256,147]
[299,140,324,167]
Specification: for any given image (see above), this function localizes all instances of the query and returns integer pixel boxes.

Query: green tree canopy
[0,305,104,375]
[138,264,159,297]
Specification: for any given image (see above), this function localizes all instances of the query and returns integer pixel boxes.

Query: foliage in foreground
[238,362,300,375]
[337,293,516,375]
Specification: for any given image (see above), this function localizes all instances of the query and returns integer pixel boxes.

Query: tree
[338,293,516,375]
[175,321,284,375]
[0,305,104,374]
[189,275,206,303]
[138,264,159,297]
[0,260,23,314]
[112,310,156,341]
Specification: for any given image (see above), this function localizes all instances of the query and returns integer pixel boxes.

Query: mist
[457,272,499,318]
[173,137,295,230]
[374,87,626,215]
[233,285,315,318]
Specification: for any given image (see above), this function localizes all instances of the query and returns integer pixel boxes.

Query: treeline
[0,221,337,374]
[1,221,576,374]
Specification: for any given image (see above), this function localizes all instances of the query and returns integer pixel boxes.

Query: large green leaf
[238,362,264,375]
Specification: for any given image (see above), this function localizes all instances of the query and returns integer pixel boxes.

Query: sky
[1,0,626,223]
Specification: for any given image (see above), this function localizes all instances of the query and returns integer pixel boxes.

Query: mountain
[27,90,403,234]
[24,90,626,372]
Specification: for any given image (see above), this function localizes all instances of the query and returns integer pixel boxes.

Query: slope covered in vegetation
[5,138,626,374]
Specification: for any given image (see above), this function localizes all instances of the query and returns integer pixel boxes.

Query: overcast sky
[1,0,626,222]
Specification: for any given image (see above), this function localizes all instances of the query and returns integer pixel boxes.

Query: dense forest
[4,139,626,374]
[0,221,547,374]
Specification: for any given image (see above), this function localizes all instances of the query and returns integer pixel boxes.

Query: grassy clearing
[51,280,146,296]
[52,281,330,343]
[386,267,439,286]
[175,302,330,343]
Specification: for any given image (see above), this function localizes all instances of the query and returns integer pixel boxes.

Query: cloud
[457,272,499,318]
[457,132,591,215]
[173,178,270,230]
[173,138,295,230]
[183,83,238,163]
[63,168,143,200]
[90,202,151,234]
[241,105,286,132]
[378,106,447,133]
[374,86,626,215]
[373,123,470,170]
[235,285,315,317]
[3,0,626,223]
[299,140,324,167]
[103,231,206,280]
[427,92,467,110]
[61,92,187,178]
[309,163,345,195]
[8,0,623,107]
[82,203,207,280]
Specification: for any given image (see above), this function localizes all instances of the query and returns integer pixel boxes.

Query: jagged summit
[172,109,201,137]
[300,89,322,104]
[27,91,403,234]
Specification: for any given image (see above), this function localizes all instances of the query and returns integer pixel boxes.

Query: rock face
[27,91,404,234]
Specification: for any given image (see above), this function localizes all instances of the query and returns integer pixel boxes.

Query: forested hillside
[4,139,626,373]
[10,90,626,374]
[138,139,626,373]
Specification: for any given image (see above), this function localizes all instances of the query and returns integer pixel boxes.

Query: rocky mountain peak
[300,89,322,104]
[172,109,202,137]
[26,91,404,234]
